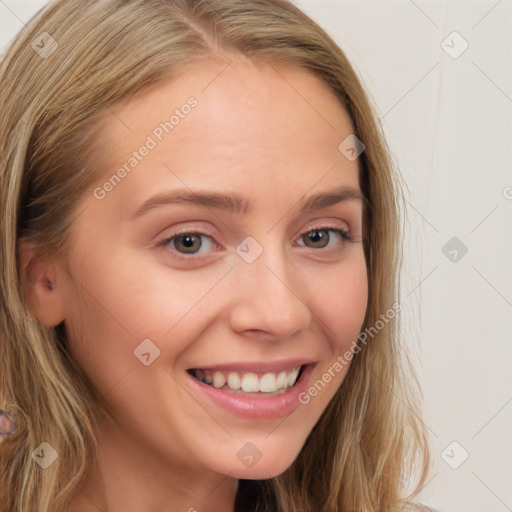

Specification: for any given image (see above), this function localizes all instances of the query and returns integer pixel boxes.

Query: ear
[18,239,67,327]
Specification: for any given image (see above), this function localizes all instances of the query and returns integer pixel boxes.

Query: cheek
[62,249,226,390]
[320,254,368,346]
[297,258,368,412]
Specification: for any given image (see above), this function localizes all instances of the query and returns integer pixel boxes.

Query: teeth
[288,367,300,387]
[193,366,303,393]
[276,371,288,389]
[227,372,241,390]
[241,372,259,392]
[259,373,277,392]
[212,371,226,388]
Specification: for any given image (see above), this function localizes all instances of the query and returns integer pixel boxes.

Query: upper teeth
[193,366,302,393]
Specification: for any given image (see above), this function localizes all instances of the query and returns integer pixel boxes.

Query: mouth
[185,361,316,420]
[187,364,307,396]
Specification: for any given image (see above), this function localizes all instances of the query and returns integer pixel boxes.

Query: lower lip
[186,364,316,420]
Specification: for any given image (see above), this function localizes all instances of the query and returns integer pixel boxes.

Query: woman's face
[54,58,368,479]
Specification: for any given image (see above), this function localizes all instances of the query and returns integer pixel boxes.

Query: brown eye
[160,232,216,258]
[297,228,352,250]
[171,233,203,254]
[302,229,330,249]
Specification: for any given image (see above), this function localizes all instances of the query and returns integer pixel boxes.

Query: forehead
[93,58,354,161]
[85,58,361,217]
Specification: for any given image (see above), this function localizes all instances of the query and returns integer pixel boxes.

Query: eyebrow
[131,185,366,219]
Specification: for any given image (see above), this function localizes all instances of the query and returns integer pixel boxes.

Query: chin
[230,460,294,480]
[216,445,302,480]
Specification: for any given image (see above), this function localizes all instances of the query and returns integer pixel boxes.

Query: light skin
[21,57,368,512]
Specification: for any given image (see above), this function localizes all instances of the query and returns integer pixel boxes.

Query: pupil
[307,230,328,248]
[178,234,200,253]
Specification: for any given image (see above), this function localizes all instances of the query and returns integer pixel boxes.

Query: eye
[158,225,354,261]
[295,227,353,250]
[160,231,216,259]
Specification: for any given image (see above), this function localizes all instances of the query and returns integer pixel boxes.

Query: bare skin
[22,58,368,511]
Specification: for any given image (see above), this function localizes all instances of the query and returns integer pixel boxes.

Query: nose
[227,239,313,339]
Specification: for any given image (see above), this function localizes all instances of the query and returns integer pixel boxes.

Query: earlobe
[18,239,66,327]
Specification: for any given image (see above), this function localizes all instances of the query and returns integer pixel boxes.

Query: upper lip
[188,359,316,373]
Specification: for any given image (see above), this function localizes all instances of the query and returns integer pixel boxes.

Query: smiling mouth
[187,365,306,395]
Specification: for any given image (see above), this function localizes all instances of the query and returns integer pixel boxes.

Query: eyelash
[158,225,354,261]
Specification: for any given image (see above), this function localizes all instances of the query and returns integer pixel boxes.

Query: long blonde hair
[0,1,431,510]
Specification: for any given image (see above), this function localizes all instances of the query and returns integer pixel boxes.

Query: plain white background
[1,1,511,510]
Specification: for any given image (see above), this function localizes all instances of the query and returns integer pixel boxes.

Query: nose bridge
[228,233,312,336]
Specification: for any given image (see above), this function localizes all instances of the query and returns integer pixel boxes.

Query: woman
[0,0,435,510]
